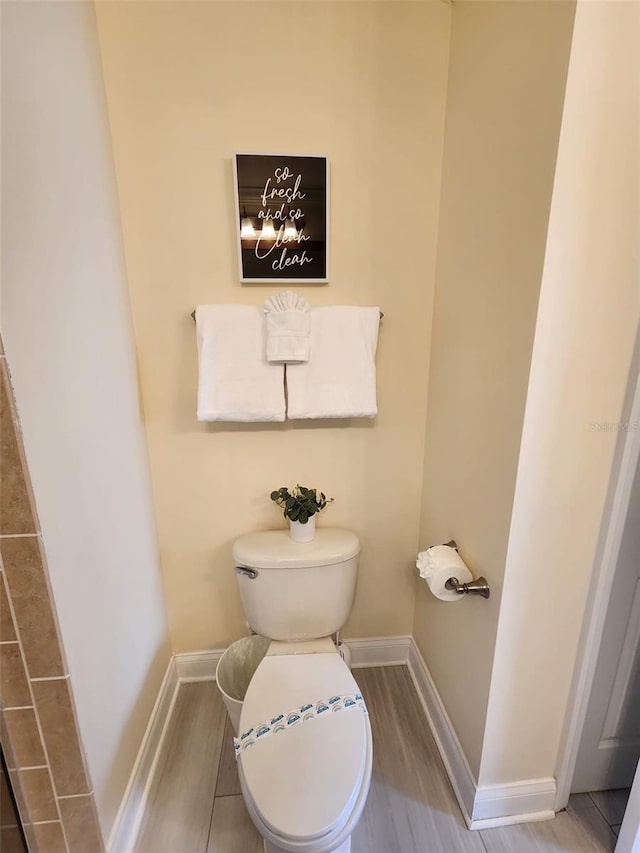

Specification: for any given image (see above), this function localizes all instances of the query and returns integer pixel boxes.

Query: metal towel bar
[190,308,384,321]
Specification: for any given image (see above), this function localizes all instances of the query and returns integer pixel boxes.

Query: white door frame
[617,761,640,853]
[555,332,640,810]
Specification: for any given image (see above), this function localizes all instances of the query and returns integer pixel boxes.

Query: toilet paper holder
[439,540,491,600]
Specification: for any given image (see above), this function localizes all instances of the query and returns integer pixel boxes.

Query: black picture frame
[233,153,329,283]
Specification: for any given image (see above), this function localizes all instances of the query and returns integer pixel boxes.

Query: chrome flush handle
[235,566,258,580]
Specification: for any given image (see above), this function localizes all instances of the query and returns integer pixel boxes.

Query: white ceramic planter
[289,515,316,542]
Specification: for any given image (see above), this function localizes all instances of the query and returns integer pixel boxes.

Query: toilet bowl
[231,529,372,853]
[235,639,372,853]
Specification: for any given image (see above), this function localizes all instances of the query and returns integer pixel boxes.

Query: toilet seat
[237,651,372,852]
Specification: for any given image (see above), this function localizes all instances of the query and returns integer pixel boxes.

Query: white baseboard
[173,636,411,680]
[107,657,179,853]
[406,638,477,824]
[471,779,556,828]
[406,638,557,830]
[175,648,224,682]
[343,635,411,668]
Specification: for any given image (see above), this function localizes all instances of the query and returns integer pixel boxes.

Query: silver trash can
[215,635,270,734]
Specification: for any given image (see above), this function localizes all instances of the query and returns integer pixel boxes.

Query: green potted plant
[270,485,333,542]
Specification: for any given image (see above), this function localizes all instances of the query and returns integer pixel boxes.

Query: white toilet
[232,528,373,853]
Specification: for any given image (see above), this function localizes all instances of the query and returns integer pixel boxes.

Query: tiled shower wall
[0,342,103,853]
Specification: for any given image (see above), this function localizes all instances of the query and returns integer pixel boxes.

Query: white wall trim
[407,639,557,830]
[107,657,179,853]
[555,354,640,809]
[175,648,224,682]
[172,636,412,681]
[616,753,640,853]
[343,635,411,668]
[472,779,556,828]
[406,638,476,825]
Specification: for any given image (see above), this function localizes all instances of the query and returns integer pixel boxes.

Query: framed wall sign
[233,153,329,283]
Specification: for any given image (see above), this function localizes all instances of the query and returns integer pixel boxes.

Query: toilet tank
[232,528,360,641]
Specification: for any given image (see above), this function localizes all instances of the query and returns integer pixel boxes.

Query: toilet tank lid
[233,528,360,569]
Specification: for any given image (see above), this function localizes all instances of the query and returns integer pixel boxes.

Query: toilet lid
[237,653,369,843]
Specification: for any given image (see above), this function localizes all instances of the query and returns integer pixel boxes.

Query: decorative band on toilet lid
[234,693,367,757]
[237,654,371,842]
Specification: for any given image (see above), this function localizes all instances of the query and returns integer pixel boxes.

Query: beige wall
[413,1,575,778]
[479,0,640,788]
[1,2,171,838]
[95,1,452,652]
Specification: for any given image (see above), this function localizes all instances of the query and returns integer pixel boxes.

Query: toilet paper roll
[416,544,473,602]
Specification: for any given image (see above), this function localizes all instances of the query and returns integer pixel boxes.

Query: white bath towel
[263,291,311,363]
[286,307,380,419]
[195,305,285,422]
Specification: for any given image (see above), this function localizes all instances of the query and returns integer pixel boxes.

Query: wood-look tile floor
[135,666,620,853]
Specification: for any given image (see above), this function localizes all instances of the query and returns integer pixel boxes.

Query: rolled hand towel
[263,291,311,363]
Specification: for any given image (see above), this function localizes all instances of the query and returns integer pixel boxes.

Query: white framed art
[232,153,329,284]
